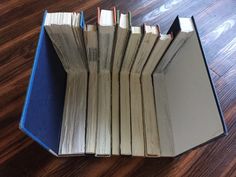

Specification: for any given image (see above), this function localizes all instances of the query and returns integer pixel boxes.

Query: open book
[19,10,227,157]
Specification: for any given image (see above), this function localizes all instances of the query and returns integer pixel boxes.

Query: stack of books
[20,8,227,157]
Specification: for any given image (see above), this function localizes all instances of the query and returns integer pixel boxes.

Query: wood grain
[0,0,236,176]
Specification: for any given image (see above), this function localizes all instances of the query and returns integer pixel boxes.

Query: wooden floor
[0,0,236,176]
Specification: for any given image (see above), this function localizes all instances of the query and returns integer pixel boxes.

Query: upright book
[96,8,116,156]
[84,24,98,154]
[44,12,88,155]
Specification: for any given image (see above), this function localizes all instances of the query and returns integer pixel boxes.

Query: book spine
[120,72,132,155]
[141,75,160,156]
[130,74,145,156]
[96,72,112,156]
[96,9,115,155]
[111,72,120,155]
[84,25,98,154]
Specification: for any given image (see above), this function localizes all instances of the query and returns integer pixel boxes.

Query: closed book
[96,8,116,156]
[84,24,98,154]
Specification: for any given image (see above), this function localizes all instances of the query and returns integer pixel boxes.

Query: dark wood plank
[193,0,236,77]
[0,0,236,177]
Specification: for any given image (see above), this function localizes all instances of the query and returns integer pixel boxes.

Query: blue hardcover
[20,11,67,154]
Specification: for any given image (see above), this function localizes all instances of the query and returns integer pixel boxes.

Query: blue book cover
[20,11,66,155]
